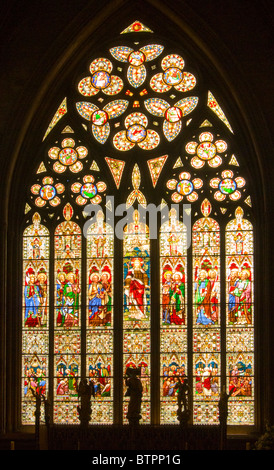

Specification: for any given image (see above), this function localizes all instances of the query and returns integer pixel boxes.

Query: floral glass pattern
[31,176,65,207]
[186,132,227,169]
[166,171,203,202]
[76,100,129,144]
[110,44,164,88]
[48,138,88,173]
[78,57,123,97]
[210,170,245,201]
[71,175,107,205]
[144,97,198,141]
[113,112,160,151]
[150,54,196,93]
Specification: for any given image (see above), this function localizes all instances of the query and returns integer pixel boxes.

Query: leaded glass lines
[54,207,81,423]
[22,213,49,424]
[225,207,254,425]
[21,21,256,429]
[86,210,114,424]
[160,209,188,424]
[192,200,221,424]
[123,210,151,423]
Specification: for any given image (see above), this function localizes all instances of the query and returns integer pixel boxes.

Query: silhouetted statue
[77,378,95,426]
[176,377,191,426]
[125,367,143,426]
[218,386,233,450]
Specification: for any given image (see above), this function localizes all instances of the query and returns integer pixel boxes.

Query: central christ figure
[123,210,150,322]
[124,257,149,319]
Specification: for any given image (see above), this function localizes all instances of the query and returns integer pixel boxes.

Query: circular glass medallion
[128,50,146,67]
[40,185,56,200]
[80,182,98,199]
[126,124,147,143]
[91,71,111,89]
[165,106,182,123]
[59,148,78,166]
[91,109,108,126]
[197,142,216,161]
[163,67,183,86]
[219,178,237,195]
[176,179,194,196]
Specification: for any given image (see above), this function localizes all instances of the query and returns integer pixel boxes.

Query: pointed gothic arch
[1,1,272,448]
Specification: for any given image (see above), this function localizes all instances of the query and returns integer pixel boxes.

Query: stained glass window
[225,207,254,425]
[86,210,114,423]
[160,208,188,423]
[22,213,49,424]
[54,203,81,424]
[192,199,221,424]
[123,210,150,423]
[21,20,255,429]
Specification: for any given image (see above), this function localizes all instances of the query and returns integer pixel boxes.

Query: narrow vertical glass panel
[123,210,150,424]
[54,205,81,424]
[192,200,221,425]
[22,213,49,424]
[86,210,114,424]
[226,207,254,425]
[159,208,188,424]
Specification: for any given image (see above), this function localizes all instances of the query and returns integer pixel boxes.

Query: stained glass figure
[54,204,81,423]
[225,207,254,424]
[192,200,221,424]
[22,213,49,424]
[123,210,150,423]
[86,210,114,423]
[160,209,188,423]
